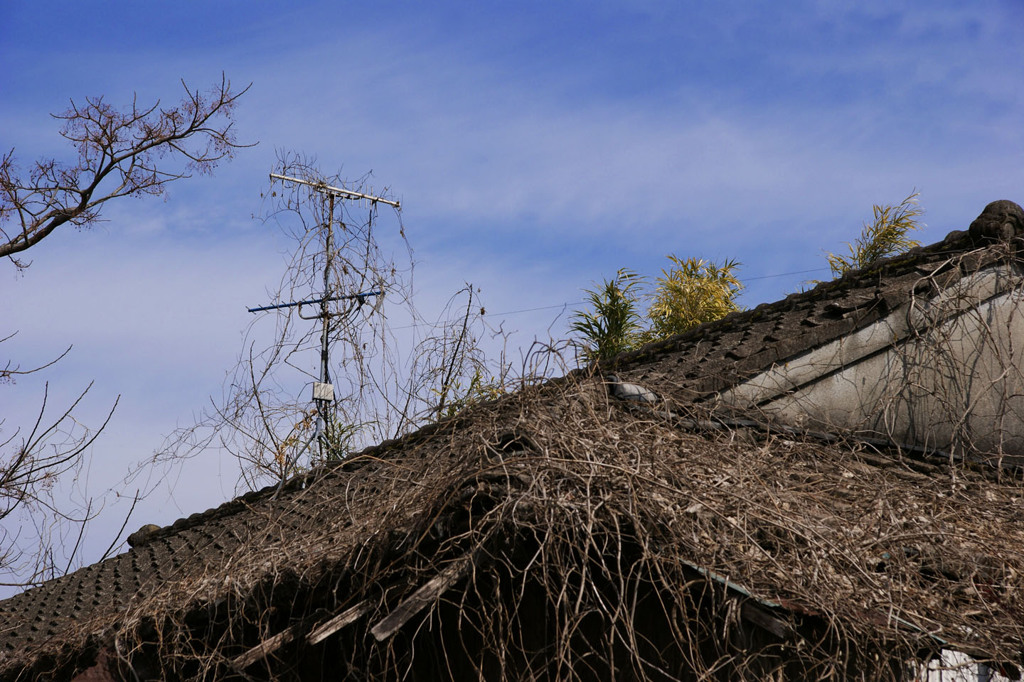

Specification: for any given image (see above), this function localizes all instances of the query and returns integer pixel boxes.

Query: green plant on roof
[646,256,743,340]
[827,191,925,277]
[572,258,743,364]
[571,268,645,363]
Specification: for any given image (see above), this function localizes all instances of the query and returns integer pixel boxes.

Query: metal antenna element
[249,172,400,468]
[269,173,401,209]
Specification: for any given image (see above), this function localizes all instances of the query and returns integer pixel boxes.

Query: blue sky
[3,1,1024,586]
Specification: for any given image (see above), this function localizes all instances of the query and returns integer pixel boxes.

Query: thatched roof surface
[3,212,1024,679]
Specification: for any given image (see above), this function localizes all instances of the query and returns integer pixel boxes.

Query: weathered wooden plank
[230,623,299,670]
[307,601,371,645]
[370,558,471,641]
[740,601,793,639]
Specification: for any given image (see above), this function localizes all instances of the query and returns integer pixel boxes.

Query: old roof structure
[3,201,1024,681]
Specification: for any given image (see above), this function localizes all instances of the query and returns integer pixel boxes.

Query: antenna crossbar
[247,290,382,314]
[269,173,401,209]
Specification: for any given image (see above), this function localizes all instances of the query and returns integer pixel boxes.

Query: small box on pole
[313,382,335,401]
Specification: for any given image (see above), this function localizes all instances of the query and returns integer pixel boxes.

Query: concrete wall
[721,263,1024,459]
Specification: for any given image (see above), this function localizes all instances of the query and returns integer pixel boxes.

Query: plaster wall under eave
[720,262,1024,458]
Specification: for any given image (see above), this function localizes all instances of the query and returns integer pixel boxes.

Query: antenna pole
[249,172,400,470]
[315,193,335,459]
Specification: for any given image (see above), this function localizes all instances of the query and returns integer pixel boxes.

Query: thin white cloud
[223,12,1022,259]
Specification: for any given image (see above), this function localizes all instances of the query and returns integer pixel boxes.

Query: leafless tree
[1,77,249,589]
[0,74,248,268]
[0,368,119,588]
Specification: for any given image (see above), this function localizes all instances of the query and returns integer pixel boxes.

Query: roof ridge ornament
[968,200,1024,244]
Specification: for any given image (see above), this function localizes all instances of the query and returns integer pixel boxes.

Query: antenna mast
[249,172,401,467]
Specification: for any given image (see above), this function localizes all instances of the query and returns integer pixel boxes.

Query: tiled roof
[3,202,1024,680]
[0,415,474,678]
[611,227,997,404]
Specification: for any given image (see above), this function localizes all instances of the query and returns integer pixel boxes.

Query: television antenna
[248,172,401,469]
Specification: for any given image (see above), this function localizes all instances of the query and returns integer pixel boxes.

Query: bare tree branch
[0,334,71,384]
[0,74,251,265]
[1,75,250,590]
[0,370,120,587]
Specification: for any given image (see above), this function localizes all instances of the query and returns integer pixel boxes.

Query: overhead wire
[386,266,832,330]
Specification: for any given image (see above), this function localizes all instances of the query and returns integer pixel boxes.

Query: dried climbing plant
[153,155,518,491]
[51,369,1024,681]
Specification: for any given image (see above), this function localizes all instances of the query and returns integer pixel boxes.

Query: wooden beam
[741,601,794,639]
[230,623,300,670]
[307,601,371,645]
[370,558,471,641]
[228,600,373,670]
